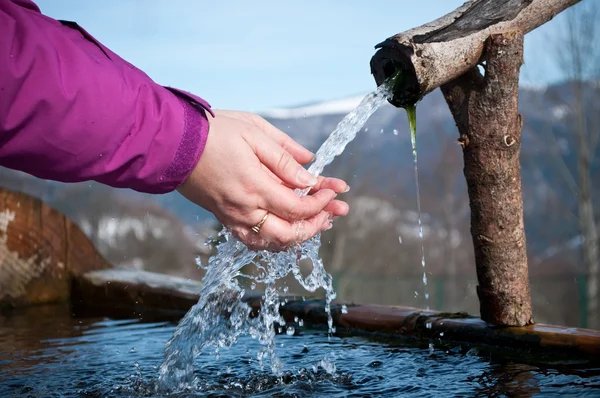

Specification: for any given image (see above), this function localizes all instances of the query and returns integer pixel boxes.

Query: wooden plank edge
[72,269,600,359]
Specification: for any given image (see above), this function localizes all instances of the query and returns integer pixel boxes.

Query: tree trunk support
[441,32,533,326]
[369,0,583,327]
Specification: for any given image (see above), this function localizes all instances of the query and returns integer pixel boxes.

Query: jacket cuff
[154,90,213,193]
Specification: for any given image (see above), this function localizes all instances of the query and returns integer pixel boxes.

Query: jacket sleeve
[0,0,214,194]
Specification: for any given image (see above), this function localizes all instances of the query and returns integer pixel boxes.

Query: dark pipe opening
[370,45,421,109]
[382,59,396,79]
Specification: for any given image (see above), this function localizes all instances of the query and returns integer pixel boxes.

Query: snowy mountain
[261,94,367,119]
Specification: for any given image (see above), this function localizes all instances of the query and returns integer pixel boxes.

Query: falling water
[405,106,428,310]
[406,106,433,352]
[156,80,394,392]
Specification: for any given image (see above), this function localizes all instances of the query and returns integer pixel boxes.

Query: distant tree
[544,1,600,328]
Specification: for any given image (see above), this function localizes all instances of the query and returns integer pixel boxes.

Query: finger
[253,210,332,249]
[261,127,314,165]
[259,178,337,220]
[323,199,349,217]
[244,131,317,189]
[310,176,349,194]
[260,166,349,197]
[217,110,314,164]
[246,114,314,165]
[260,163,283,184]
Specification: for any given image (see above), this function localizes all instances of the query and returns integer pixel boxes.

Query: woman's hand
[177,110,349,251]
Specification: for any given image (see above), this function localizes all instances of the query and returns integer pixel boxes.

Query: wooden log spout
[370,0,581,108]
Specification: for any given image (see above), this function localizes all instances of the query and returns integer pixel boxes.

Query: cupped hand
[177,110,349,251]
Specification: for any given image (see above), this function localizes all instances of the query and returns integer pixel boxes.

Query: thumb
[245,130,317,188]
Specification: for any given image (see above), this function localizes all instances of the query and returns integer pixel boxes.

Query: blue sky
[35,0,565,112]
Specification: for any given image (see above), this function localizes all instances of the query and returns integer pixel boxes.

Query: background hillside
[2,80,598,327]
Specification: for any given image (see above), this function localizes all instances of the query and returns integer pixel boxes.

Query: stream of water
[405,106,433,353]
[405,107,429,312]
[156,80,394,392]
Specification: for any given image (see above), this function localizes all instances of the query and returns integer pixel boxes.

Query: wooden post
[369,0,581,325]
[441,32,533,326]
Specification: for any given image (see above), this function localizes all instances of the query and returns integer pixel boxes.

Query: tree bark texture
[370,0,581,107]
[441,32,534,326]
[0,188,111,308]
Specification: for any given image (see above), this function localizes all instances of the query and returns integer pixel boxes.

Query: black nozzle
[370,41,421,109]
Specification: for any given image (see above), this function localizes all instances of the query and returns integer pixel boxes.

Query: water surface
[1,305,598,397]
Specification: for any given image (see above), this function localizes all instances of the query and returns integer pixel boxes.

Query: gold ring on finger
[251,213,269,235]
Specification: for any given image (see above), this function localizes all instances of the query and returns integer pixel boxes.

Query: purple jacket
[0,0,213,194]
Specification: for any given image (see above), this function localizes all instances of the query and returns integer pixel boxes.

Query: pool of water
[1,305,599,397]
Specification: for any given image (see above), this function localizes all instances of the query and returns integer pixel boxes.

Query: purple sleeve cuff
[157,94,211,194]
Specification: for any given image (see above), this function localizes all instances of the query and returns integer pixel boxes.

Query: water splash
[156,80,393,392]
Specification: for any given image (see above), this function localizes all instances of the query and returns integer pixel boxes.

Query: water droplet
[294,316,299,322]
[283,286,289,294]
[393,129,399,135]
[439,332,445,337]
[364,127,369,132]
[398,236,403,244]
[298,319,304,327]
[250,282,256,290]
[341,305,348,314]
[426,322,432,329]
[286,326,295,336]
[319,354,337,374]
[380,128,384,134]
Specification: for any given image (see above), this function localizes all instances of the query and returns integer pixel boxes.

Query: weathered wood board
[0,188,110,308]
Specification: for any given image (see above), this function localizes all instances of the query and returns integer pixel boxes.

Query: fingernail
[297,168,317,186]
[324,213,334,230]
[343,185,350,193]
